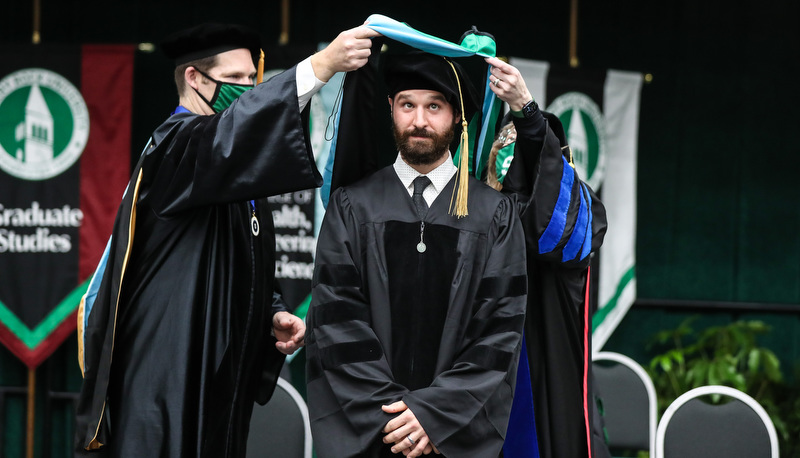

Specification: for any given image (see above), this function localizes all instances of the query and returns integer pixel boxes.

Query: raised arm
[485,57,607,267]
[311,25,382,82]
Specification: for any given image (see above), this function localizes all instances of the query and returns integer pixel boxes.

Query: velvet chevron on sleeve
[503,113,607,269]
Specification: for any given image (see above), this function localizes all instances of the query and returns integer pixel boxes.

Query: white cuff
[296,56,326,112]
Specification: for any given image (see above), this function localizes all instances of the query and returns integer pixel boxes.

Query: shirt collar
[172,105,191,115]
[393,152,458,194]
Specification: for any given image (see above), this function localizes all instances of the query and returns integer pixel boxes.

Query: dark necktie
[412,176,432,220]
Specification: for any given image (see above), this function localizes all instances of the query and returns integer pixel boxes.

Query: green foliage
[647,317,799,457]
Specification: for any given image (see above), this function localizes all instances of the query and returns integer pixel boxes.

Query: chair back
[655,385,779,458]
[592,351,657,457]
[247,377,312,458]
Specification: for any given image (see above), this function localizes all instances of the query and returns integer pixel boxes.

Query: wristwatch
[520,99,539,118]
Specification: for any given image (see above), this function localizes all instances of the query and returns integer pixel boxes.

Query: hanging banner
[270,189,316,310]
[511,58,642,352]
[0,44,134,368]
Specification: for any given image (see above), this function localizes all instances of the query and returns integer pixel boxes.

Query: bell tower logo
[547,91,607,191]
[0,68,89,181]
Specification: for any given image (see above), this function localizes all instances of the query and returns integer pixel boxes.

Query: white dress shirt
[392,153,458,207]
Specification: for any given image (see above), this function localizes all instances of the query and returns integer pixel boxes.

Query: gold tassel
[450,120,470,218]
[445,58,469,218]
[564,145,576,169]
[256,49,265,85]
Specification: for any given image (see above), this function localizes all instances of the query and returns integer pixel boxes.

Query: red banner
[0,44,133,368]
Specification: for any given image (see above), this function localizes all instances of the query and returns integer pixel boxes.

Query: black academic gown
[501,110,610,458]
[306,168,527,458]
[74,65,322,458]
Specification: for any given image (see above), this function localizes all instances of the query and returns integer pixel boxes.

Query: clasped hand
[382,401,441,456]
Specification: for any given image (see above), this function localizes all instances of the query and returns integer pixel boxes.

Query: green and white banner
[511,57,642,352]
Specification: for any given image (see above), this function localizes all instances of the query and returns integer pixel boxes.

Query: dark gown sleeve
[401,196,527,458]
[501,110,611,457]
[502,111,608,268]
[306,188,410,458]
[141,65,322,216]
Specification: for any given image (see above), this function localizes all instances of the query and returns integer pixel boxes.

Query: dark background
[1,1,799,456]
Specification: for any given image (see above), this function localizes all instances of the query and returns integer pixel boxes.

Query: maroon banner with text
[0,44,133,368]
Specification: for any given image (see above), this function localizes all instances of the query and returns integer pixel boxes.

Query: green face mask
[194,68,253,113]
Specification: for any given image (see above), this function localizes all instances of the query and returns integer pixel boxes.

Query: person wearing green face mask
[75,21,381,458]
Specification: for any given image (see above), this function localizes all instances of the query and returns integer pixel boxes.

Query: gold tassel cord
[452,119,470,218]
[564,145,575,169]
[256,49,265,85]
[445,58,470,218]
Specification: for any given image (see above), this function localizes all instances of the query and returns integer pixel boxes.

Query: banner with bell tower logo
[0,44,134,368]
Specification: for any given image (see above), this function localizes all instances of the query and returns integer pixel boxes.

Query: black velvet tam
[383,51,479,118]
[161,22,261,66]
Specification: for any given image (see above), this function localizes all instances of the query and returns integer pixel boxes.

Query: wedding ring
[407,435,415,445]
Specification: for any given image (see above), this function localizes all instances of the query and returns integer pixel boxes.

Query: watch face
[522,101,537,118]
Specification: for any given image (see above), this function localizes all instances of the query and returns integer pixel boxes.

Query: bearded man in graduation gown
[306,52,528,458]
[484,57,611,458]
[74,22,381,457]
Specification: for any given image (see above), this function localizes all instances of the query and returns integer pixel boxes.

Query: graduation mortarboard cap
[383,51,481,218]
[161,22,262,66]
[383,51,479,120]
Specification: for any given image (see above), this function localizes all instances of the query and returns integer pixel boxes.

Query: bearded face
[393,123,456,166]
